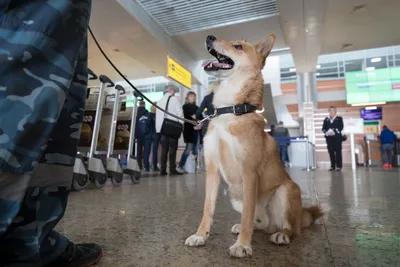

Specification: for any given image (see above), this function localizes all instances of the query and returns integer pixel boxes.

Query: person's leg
[178,143,193,168]
[160,135,169,174]
[136,137,144,169]
[335,137,343,169]
[381,144,388,165]
[143,137,151,171]
[1,1,101,266]
[169,138,179,173]
[326,138,336,169]
[387,144,393,166]
[152,134,160,170]
[279,146,287,167]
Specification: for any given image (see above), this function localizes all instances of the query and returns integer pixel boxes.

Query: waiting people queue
[134,85,212,175]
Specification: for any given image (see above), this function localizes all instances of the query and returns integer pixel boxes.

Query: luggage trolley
[106,84,125,186]
[87,74,115,188]
[72,68,98,191]
[123,92,141,184]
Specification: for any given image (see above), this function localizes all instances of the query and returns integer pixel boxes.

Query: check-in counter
[365,139,400,167]
[365,139,381,166]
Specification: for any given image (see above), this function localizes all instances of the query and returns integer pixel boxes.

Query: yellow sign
[167,56,192,89]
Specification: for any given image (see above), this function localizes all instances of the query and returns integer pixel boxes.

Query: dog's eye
[233,44,243,50]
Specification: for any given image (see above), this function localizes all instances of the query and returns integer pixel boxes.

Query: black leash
[88,26,198,126]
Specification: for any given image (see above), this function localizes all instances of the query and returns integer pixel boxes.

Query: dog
[185,34,323,258]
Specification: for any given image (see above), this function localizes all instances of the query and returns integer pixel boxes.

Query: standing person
[0,1,102,267]
[135,101,148,170]
[322,106,344,171]
[273,121,290,167]
[196,86,215,137]
[380,125,397,169]
[178,92,200,173]
[143,104,160,171]
[155,85,184,176]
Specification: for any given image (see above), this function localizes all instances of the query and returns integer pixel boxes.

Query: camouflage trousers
[0,1,92,266]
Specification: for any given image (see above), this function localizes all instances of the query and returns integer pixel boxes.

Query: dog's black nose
[207,35,216,42]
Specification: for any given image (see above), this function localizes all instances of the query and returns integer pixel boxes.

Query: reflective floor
[57,167,400,267]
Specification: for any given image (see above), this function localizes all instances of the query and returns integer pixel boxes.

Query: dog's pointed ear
[256,34,276,57]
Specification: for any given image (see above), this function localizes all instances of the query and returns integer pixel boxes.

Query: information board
[167,56,192,89]
[343,118,365,134]
[346,67,400,104]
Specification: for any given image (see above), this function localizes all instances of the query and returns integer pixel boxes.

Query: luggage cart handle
[88,68,97,80]
[99,75,115,87]
[115,84,125,95]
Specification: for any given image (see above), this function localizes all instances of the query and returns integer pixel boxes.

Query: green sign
[364,121,379,125]
[124,92,164,110]
[346,67,400,104]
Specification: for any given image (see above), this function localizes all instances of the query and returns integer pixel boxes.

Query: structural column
[297,72,317,144]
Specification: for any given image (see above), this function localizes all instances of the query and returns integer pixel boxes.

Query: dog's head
[202,34,276,78]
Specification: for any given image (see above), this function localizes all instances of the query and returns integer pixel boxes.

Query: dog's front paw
[270,232,290,245]
[231,224,241,234]
[229,242,252,258]
[185,234,206,247]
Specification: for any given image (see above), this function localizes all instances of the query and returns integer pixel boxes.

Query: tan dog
[185,34,323,258]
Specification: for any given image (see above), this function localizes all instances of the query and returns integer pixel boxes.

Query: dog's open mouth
[202,47,235,71]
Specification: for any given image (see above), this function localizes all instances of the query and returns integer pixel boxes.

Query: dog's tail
[301,206,324,228]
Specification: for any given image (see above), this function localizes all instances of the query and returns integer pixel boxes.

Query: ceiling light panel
[135,0,279,36]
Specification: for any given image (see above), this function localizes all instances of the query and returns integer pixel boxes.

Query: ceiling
[88,0,400,87]
[321,0,400,55]
[88,37,156,86]
[135,0,279,36]
[173,15,287,60]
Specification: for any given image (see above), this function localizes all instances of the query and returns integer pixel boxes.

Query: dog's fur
[185,34,323,258]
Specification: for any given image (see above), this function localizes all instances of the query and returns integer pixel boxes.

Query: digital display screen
[360,107,382,121]
[346,67,400,104]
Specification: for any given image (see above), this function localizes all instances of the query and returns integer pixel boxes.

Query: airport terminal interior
[3,0,400,266]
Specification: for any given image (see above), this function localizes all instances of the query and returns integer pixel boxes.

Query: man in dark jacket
[135,101,148,169]
[380,125,397,168]
[322,106,344,171]
[196,92,214,136]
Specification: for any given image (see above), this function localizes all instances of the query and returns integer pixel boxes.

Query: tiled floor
[57,167,400,267]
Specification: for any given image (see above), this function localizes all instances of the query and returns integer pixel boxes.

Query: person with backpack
[177,92,200,173]
[143,104,160,171]
[135,101,149,170]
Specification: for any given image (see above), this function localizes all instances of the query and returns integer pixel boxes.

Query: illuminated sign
[167,56,192,89]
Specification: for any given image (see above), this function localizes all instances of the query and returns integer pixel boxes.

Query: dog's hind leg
[267,182,302,245]
[185,160,220,247]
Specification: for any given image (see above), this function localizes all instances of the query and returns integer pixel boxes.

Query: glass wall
[279,45,400,82]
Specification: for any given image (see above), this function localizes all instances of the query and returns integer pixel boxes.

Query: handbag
[342,134,347,142]
[160,96,183,140]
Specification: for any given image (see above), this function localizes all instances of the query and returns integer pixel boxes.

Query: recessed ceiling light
[371,57,381,63]
[351,102,385,107]
[365,67,375,71]
[289,68,296,72]
[316,65,321,69]
[316,72,321,76]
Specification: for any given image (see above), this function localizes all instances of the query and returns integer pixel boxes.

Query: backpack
[138,113,151,136]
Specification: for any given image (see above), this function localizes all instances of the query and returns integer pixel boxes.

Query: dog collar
[214,103,258,117]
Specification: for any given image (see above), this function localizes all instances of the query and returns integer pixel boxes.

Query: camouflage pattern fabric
[0,0,92,266]
[0,187,70,267]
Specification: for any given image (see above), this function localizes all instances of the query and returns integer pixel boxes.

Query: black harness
[214,103,258,117]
